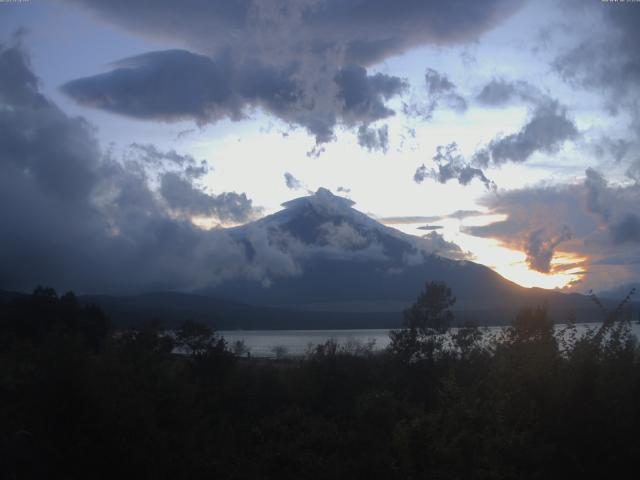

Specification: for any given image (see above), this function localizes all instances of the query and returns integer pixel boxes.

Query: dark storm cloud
[0,50,100,204]
[61,0,524,146]
[64,0,523,65]
[414,143,495,190]
[0,44,292,293]
[63,50,404,145]
[357,124,389,153]
[334,65,406,125]
[62,50,239,123]
[62,50,307,134]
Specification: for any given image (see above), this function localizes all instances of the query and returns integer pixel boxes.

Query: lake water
[220,322,640,358]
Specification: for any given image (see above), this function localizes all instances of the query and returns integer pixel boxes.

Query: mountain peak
[281,188,356,214]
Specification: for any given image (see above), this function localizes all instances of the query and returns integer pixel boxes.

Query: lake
[219,322,640,358]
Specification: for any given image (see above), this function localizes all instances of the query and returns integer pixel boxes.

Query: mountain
[201,188,608,324]
[3,189,622,328]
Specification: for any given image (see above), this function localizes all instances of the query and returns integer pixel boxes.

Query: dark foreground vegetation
[1,284,639,479]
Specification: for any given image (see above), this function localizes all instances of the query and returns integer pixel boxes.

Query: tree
[404,281,456,335]
[389,281,456,361]
[175,320,220,355]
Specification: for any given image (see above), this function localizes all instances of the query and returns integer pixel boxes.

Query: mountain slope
[205,188,603,322]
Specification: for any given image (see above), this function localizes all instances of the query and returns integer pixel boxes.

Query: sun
[489,250,586,290]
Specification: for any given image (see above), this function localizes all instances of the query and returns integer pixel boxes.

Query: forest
[1,283,639,480]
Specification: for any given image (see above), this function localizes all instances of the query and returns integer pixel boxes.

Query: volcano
[202,188,598,324]
[70,189,609,328]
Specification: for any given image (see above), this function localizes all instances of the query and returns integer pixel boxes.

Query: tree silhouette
[389,281,456,360]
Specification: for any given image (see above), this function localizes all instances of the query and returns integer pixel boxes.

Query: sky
[1,0,639,295]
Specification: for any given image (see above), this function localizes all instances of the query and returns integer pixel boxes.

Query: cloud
[1,44,474,294]
[61,0,523,145]
[284,172,303,190]
[404,68,467,119]
[524,226,572,273]
[584,167,612,222]
[424,68,456,96]
[474,100,579,166]
[417,225,443,231]
[582,169,640,246]
[473,79,580,167]
[334,65,406,125]
[381,210,487,225]
[627,158,640,184]
[550,1,640,192]
[129,142,209,178]
[476,78,544,107]
[424,68,467,112]
[62,50,308,133]
[159,172,257,223]
[63,0,522,65]
[580,168,640,246]
[552,4,640,124]
[379,216,442,225]
[462,170,640,289]
[0,44,298,293]
[414,143,495,190]
[63,50,405,145]
[610,214,640,245]
[445,210,487,220]
[318,221,369,250]
[417,231,468,261]
[357,124,389,153]
[590,136,632,164]
[62,50,240,123]
[410,86,573,190]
